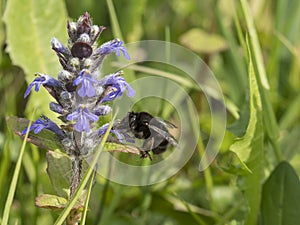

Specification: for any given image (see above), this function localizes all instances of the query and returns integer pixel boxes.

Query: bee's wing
[113,116,130,130]
[6,116,63,151]
[148,124,179,147]
[154,117,177,129]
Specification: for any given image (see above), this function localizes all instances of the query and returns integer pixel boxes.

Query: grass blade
[112,63,198,90]
[187,100,214,210]
[175,195,207,225]
[240,0,269,90]
[80,170,96,225]
[215,0,247,104]
[106,0,124,40]
[106,0,136,82]
[1,113,34,225]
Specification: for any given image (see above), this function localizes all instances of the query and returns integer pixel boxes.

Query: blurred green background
[1,0,300,224]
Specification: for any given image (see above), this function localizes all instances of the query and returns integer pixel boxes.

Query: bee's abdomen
[152,139,169,154]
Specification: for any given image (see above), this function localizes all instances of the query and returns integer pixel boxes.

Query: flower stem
[70,156,82,198]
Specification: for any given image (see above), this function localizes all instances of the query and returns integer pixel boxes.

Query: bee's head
[128,111,153,127]
[128,111,138,129]
[128,111,153,139]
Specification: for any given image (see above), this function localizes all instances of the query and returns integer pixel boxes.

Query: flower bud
[83,58,93,68]
[58,70,73,82]
[60,91,73,101]
[67,22,77,41]
[78,33,91,43]
[62,138,72,147]
[69,57,80,70]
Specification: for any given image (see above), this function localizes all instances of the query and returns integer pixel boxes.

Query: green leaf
[229,36,264,225]
[35,194,68,210]
[179,28,228,54]
[6,116,63,151]
[229,39,263,173]
[3,0,67,78]
[240,0,282,162]
[261,162,300,225]
[3,0,67,115]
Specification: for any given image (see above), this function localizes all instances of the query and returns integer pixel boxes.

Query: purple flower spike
[22,115,65,138]
[24,74,61,98]
[66,106,99,132]
[100,72,136,103]
[96,39,130,60]
[73,70,98,97]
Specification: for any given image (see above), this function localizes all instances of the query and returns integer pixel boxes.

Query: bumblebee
[114,111,179,159]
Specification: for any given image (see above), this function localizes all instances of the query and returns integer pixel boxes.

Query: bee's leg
[141,137,155,160]
[140,150,152,160]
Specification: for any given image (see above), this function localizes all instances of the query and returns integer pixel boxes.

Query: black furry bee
[114,111,179,159]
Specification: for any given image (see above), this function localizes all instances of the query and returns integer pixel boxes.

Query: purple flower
[24,73,61,98]
[51,38,70,56]
[96,39,130,60]
[49,102,64,114]
[66,106,99,132]
[93,105,111,116]
[98,123,124,142]
[22,115,65,138]
[100,72,135,103]
[73,70,98,97]
[98,123,110,136]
